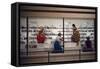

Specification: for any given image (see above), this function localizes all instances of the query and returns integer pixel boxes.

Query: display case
[11,2,97,66]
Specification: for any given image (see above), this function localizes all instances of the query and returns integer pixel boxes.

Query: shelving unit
[20,17,96,64]
[20,17,95,50]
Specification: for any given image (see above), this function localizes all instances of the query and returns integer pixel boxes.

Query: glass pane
[28,17,64,53]
[64,19,95,61]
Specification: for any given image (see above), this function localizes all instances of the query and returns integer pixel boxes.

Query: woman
[71,24,80,46]
[37,27,46,43]
[52,33,64,53]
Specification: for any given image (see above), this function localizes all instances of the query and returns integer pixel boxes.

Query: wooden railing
[20,49,95,64]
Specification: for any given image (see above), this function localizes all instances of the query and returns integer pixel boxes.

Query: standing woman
[71,24,80,46]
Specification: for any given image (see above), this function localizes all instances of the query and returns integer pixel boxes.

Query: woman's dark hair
[72,24,75,27]
[58,33,61,36]
[86,37,90,40]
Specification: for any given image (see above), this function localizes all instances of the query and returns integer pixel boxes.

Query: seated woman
[82,37,93,52]
[37,27,46,43]
[52,33,64,53]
